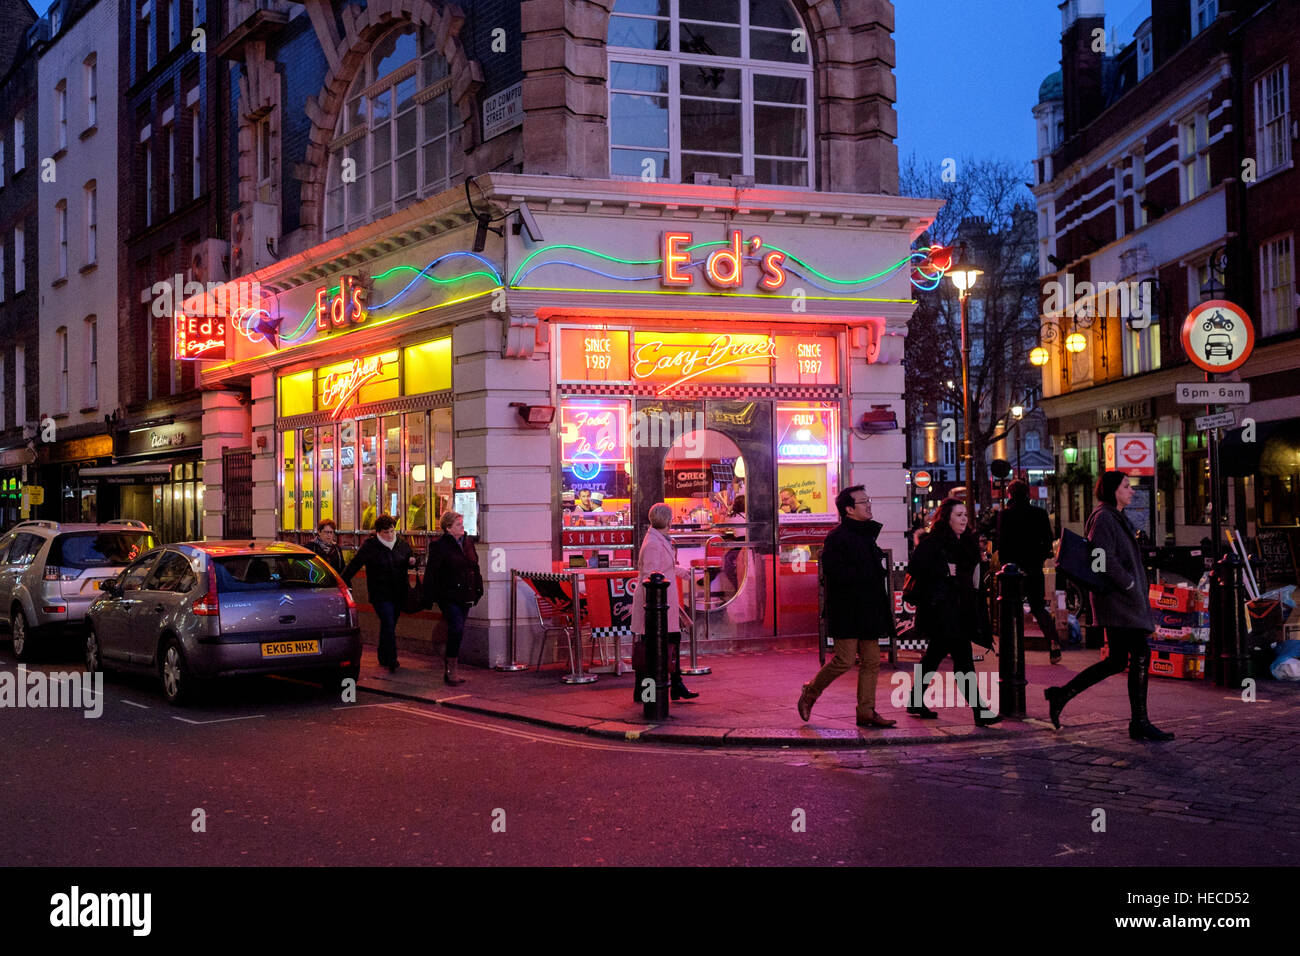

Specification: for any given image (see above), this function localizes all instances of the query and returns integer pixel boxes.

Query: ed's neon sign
[315,275,368,333]
[662,231,787,291]
[174,313,227,361]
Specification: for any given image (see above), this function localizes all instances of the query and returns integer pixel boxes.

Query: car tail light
[338,577,358,625]
[43,565,83,582]
[192,564,220,616]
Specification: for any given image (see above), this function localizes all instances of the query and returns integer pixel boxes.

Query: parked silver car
[85,541,362,704]
[0,520,157,661]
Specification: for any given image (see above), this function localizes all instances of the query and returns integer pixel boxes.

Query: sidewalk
[354,617,1262,748]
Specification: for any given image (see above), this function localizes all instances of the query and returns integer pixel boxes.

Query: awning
[1217,419,1296,478]
[77,462,185,481]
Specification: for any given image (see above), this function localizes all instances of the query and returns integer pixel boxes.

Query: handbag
[1055,528,1114,594]
[404,572,424,615]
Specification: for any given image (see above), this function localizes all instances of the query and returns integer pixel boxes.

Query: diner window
[323,25,464,238]
[560,399,632,565]
[360,418,379,529]
[318,426,336,527]
[607,0,813,187]
[1179,111,1210,202]
[776,403,839,517]
[1255,64,1291,177]
[1259,234,1296,336]
[282,430,298,531]
[339,420,358,531]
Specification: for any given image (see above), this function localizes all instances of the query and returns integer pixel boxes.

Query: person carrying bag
[421,510,483,686]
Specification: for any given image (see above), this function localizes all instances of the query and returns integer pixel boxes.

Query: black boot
[1127,652,1174,741]
[1043,686,1073,730]
[670,674,699,700]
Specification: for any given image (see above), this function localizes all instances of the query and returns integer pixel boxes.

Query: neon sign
[321,355,383,419]
[560,403,628,465]
[661,231,786,290]
[633,333,778,393]
[776,406,836,462]
[315,275,368,333]
[174,313,227,361]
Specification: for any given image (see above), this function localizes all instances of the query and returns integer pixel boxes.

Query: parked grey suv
[0,520,157,661]
[85,540,362,704]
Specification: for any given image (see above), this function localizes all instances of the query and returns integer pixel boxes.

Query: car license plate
[261,639,320,658]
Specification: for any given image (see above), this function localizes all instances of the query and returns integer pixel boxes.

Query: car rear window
[50,532,157,569]
[212,555,338,592]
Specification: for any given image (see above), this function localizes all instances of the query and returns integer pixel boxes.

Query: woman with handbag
[905,497,1002,726]
[630,503,698,702]
[1044,471,1173,740]
[421,510,483,686]
[342,514,415,672]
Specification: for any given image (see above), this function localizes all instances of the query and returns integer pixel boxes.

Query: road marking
[332,702,397,710]
[171,714,266,725]
[120,700,150,709]
[438,694,471,702]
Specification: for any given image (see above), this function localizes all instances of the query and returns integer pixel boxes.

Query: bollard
[996,564,1026,716]
[1209,553,1248,687]
[642,573,670,720]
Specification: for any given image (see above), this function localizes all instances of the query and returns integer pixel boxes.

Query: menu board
[1256,530,1299,587]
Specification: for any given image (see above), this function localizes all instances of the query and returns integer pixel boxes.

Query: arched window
[607,0,813,187]
[323,25,464,238]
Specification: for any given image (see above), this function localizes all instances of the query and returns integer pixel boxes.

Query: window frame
[14,344,24,426]
[55,80,68,152]
[1254,62,1291,179]
[607,1,815,189]
[13,224,23,293]
[84,182,97,265]
[1178,110,1211,202]
[189,97,201,200]
[322,25,465,238]
[1259,232,1296,337]
[85,315,98,408]
[55,200,68,279]
[84,55,98,130]
[56,326,69,414]
[12,112,24,174]
[1191,0,1218,36]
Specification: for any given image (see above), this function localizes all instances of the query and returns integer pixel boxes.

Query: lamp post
[948,245,983,504]
[1011,403,1024,478]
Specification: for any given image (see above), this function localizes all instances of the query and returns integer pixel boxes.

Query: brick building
[197,0,940,664]
[0,1,41,528]
[1032,0,1300,550]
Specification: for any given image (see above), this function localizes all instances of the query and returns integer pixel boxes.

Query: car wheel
[86,627,104,675]
[160,637,192,705]
[11,607,34,662]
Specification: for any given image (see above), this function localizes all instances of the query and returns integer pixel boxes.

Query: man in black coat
[797,485,898,728]
[996,480,1063,663]
[342,514,414,672]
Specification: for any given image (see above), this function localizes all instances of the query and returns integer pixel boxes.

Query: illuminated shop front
[276,338,453,538]
[555,325,848,642]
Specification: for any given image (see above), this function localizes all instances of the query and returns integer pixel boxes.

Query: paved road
[3,647,1297,869]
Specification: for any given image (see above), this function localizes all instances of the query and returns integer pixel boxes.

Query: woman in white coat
[630,503,699,701]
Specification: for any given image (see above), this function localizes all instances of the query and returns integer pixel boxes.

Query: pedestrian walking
[306,519,345,576]
[905,498,1003,726]
[796,486,897,728]
[630,503,697,702]
[1044,471,1173,740]
[342,514,415,672]
[997,480,1063,663]
[421,510,483,686]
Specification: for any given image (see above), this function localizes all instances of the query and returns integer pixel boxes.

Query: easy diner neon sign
[321,355,383,419]
[634,333,778,394]
[662,231,786,290]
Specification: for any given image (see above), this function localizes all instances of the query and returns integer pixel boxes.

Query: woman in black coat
[421,510,483,686]
[905,497,1002,726]
[306,519,345,576]
[1045,471,1173,740]
[342,514,414,672]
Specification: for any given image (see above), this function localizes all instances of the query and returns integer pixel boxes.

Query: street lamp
[1011,404,1024,477]
[947,244,982,500]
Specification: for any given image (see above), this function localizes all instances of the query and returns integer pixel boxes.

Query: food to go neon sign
[661,230,787,291]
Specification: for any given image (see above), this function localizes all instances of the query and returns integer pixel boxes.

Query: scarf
[378,535,397,550]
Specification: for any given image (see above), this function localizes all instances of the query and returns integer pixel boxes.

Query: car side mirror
[98,579,117,594]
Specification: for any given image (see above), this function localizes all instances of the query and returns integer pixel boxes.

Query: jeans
[373,600,400,666]
[1022,567,1061,646]
[439,601,468,659]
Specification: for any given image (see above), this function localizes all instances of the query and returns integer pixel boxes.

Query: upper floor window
[190,96,201,200]
[166,0,179,50]
[1179,111,1210,202]
[608,0,813,187]
[0,138,5,187]
[256,115,273,186]
[85,182,97,264]
[1191,0,1218,36]
[56,200,68,279]
[193,0,203,26]
[85,316,98,407]
[1255,64,1291,178]
[85,55,98,128]
[323,25,464,238]
[1260,234,1296,337]
[0,241,5,302]
[13,113,24,174]
[56,327,69,414]
[13,225,24,293]
[1137,32,1153,81]
[56,80,68,151]
[1131,153,1147,229]
[141,1,155,71]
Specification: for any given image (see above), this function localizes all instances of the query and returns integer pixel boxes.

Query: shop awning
[78,462,183,481]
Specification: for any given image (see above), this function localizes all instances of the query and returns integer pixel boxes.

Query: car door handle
[279,615,296,624]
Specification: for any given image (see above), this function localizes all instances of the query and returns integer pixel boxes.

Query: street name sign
[1175,382,1251,404]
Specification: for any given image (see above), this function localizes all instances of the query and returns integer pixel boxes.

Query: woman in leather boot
[906,498,1002,726]
[421,510,483,686]
[1044,471,1174,741]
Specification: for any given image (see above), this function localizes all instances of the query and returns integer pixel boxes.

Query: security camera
[514,202,544,243]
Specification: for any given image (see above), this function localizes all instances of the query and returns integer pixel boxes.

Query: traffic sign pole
[1207,370,1222,564]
